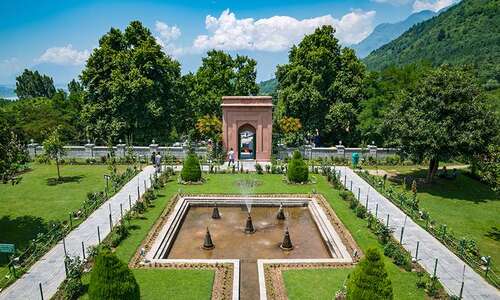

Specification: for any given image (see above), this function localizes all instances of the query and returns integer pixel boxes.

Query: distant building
[221,96,273,162]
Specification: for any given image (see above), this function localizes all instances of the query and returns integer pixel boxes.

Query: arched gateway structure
[221,96,273,162]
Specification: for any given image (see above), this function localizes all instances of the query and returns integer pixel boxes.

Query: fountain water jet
[244,213,256,234]
[202,227,215,250]
[276,203,285,220]
[212,203,221,219]
[280,227,294,251]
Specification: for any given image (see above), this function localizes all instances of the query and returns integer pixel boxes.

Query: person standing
[155,152,162,172]
[227,147,235,166]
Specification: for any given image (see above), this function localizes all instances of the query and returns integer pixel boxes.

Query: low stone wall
[26,143,398,161]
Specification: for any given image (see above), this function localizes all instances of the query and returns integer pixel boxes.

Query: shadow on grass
[388,170,496,204]
[46,175,85,186]
[486,227,500,241]
[0,215,49,264]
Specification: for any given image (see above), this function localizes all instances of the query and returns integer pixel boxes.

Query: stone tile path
[337,167,499,300]
[0,166,157,300]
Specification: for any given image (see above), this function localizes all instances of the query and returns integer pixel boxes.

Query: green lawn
[374,168,500,273]
[84,172,426,299]
[0,163,123,283]
[80,269,214,300]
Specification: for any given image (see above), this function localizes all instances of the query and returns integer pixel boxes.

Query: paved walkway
[0,166,157,300]
[337,167,499,299]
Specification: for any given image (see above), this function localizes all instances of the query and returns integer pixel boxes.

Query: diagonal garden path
[337,167,499,300]
[0,166,157,300]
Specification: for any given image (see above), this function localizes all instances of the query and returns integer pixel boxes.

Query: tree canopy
[15,69,56,100]
[276,25,366,145]
[80,20,183,144]
[384,65,498,181]
[185,50,258,120]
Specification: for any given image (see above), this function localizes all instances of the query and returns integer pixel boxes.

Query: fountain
[212,203,221,219]
[280,227,294,251]
[276,203,285,220]
[202,227,215,250]
[244,213,256,234]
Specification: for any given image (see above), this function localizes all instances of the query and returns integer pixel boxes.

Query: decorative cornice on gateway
[221,96,273,107]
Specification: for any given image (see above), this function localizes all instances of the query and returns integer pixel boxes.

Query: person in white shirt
[227,148,235,166]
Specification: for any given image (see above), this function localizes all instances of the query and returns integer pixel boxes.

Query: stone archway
[221,96,273,162]
[238,124,256,160]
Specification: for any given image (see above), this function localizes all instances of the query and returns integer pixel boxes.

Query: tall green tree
[346,248,393,300]
[186,50,258,120]
[276,25,366,145]
[88,250,140,300]
[80,21,183,144]
[384,66,498,182]
[43,127,65,180]
[15,69,56,99]
[0,116,28,183]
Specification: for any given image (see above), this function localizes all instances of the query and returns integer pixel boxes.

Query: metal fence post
[357,187,360,200]
[81,241,86,260]
[62,237,67,257]
[129,195,132,210]
[433,258,438,278]
[120,203,123,220]
[386,214,390,227]
[375,203,379,218]
[97,226,101,244]
[459,265,465,299]
[350,180,353,191]
[69,213,73,229]
[39,282,44,300]
[415,241,420,261]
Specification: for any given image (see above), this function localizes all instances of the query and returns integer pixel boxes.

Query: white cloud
[37,44,89,65]
[155,21,181,43]
[192,9,376,52]
[154,21,185,57]
[412,0,459,12]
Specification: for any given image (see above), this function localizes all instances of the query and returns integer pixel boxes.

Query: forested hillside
[364,0,500,83]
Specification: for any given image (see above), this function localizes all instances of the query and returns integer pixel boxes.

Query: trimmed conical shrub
[88,250,140,300]
[287,150,309,183]
[181,153,202,182]
[346,248,393,300]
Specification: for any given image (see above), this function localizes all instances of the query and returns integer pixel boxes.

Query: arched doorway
[238,124,256,160]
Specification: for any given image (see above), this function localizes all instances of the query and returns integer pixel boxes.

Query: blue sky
[0,0,456,84]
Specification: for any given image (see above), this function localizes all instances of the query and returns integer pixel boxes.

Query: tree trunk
[56,158,61,180]
[426,158,439,183]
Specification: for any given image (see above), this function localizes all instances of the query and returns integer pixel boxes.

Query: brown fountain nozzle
[202,227,215,250]
[244,213,256,234]
[212,203,221,219]
[280,227,294,251]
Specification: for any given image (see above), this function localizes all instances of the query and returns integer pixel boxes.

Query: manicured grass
[0,163,127,286]
[79,269,213,300]
[98,172,425,299]
[376,168,500,273]
[0,163,117,221]
[283,268,348,300]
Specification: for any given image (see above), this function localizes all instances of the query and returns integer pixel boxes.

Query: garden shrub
[255,163,263,174]
[88,250,140,300]
[356,205,367,218]
[346,248,393,300]
[287,151,309,183]
[180,153,202,182]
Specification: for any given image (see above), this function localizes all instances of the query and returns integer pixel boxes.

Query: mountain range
[363,0,499,82]
[351,10,437,58]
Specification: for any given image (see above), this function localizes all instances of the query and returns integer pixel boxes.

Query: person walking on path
[227,148,235,166]
[150,151,156,165]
